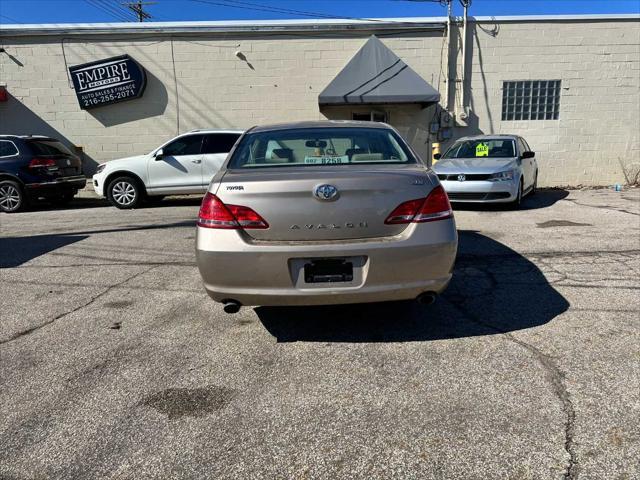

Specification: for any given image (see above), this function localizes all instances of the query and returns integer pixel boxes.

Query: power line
[0,13,21,23]
[105,0,171,22]
[189,0,447,24]
[96,0,137,21]
[396,0,450,4]
[84,0,132,21]
[122,1,156,22]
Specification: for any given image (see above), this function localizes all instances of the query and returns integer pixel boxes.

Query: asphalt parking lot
[1,188,639,480]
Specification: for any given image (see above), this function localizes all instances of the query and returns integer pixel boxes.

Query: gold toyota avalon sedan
[196,121,458,313]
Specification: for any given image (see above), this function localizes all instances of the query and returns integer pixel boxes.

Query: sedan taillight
[198,192,269,229]
[385,186,453,224]
[28,158,57,168]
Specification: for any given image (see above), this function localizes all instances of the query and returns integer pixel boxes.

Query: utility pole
[444,0,452,113]
[122,1,155,22]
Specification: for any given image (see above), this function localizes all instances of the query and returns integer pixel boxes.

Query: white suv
[93,129,243,209]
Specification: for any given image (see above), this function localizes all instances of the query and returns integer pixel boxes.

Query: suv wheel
[107,176,142,209]
[0,180,25,213]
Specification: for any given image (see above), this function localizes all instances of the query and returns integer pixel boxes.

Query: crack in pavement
[47,251,196,266]
[445,297,578,479]
[536,250,639,289]
[446,256,579,480]
[3,278,202,294]
[562,198,640,217]
[14,262,196,269]
[0,265,159,346]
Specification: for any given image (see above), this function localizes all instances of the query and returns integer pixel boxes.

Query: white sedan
[433,135,538,208]
[93,129,243,209]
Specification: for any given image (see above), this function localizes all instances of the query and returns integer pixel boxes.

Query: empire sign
[69,55,146,110]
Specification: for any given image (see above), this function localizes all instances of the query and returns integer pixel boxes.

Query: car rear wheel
[0,180,25,213]
[107,176,142,209]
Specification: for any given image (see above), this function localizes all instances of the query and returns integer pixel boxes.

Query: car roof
[249,120,392,133]
[0,135,57,140]
[456,134,520,141]
[184,129,244,134]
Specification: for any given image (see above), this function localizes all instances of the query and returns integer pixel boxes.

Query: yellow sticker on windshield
[476,143,489,157]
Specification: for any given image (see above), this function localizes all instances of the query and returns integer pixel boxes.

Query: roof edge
[473,13,640,22]
[0,14,637,37]
[0,17,448,37]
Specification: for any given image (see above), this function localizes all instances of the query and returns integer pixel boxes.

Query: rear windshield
[443,139,516,159]
[28,140,74,157]
[228,127,415,169]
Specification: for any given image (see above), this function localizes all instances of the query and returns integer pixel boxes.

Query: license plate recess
[304,259,353,283]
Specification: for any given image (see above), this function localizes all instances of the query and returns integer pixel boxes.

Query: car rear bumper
[25,176,86,198]
[196,219,458,307]
[441,180,518,203]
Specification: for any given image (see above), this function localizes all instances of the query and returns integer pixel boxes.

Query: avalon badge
[314,184,338,201]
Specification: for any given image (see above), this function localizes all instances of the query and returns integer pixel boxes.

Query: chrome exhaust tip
[222,300,242,314]
[416,292,438,305]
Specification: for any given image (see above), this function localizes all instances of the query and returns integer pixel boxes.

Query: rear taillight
[28,158,57,168]
[414,185,453,222]
[385,186,453,224]
[384,198,425,224]
[197,192,269,229]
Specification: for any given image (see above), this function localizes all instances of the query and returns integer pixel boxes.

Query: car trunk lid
[214,164,435,241]
[27,139,82,177]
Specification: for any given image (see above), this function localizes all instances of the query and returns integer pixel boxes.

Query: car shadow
[24,197,110,212]
[255,230,569,342]
[0,220,194,268]
[137,197,203,208]
[450,188,569,212]
[0,235,90,268]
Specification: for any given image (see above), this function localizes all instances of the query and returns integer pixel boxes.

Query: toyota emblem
[314,184,338,201]
[457,174,466,182]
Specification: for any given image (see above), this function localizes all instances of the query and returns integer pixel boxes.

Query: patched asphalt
[1,189,639,479]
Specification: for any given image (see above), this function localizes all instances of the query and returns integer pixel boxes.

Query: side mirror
[433,153,442,160]
[522,151,535,159]
[155,148,164,160]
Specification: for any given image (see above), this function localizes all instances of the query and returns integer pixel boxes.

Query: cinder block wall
[466,19,640,186]
[0,18,638,186]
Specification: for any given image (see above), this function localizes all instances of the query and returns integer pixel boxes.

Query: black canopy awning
[318,35,440,107]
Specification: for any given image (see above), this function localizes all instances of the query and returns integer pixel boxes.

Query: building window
[352,111,387,122]
[502,80,561,121]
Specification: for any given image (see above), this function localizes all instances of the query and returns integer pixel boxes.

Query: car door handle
[191,159,202,164]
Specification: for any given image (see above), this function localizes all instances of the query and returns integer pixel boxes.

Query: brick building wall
[0,16,638,186]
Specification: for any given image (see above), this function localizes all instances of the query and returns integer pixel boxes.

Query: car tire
[0,180,26,213]
[107,176,142,209]
[509,179,523,210]
[531,171,538,196]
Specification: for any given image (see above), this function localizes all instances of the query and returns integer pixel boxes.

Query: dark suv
[0,135,86,213]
